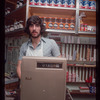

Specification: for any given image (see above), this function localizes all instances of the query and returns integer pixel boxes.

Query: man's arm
[17,60,22,79]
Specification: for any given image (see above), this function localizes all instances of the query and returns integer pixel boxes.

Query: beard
[30,30,41,38]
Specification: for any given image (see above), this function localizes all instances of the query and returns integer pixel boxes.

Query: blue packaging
[68,0,75,8]
[30,0,34,5]
[47,0,53,6]
[83,0,89,9]
[40,0,47,5]
[89,1,96,9]
[79,0,83,8]
[54,0,61,6]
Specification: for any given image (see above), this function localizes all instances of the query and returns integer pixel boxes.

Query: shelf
[46,29,75,34]
[61,42,96,45]
[6,0,17,5]
[5,28,26,37]
[67,61,96,65]
[29,6,76,17]
[78,31,96,35]
[70,91,96,96]
[29,5,76,10]
[67,82,95,85]
[5,4,26,17]
[79,8,96,12]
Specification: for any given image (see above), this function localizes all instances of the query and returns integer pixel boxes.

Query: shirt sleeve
[51,39,61,57]
[18,44,26,60]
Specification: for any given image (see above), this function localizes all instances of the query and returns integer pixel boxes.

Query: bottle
[58,18,64,29]
[69,17,75,30]
[64,18,69,30]
[43,17,48,28]
[47,17,53,29]
[53,17,59,29]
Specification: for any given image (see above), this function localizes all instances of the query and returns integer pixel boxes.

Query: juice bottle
[47,17,53,29]
[64,18,69,30]
[53,17,59,29]
[58,18,64,29]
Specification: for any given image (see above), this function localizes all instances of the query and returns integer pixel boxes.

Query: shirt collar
[27,37,46,45]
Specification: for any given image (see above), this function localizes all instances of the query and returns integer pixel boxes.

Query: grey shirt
[18,37,60,60]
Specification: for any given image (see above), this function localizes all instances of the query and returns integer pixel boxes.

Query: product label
[40,0,47,5]
[34,0,39,5]
[48,23,53,28]
[54,0,61,6]
[89,1,96,9]
[68,0,75,8]
[59,24,63,28]
[79,0,83,8]
[54,23,58,28]
[64,24,69,29]
[83,0,89,9]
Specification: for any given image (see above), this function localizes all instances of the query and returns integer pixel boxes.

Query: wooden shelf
[5,28,26,37]
[29,6,76,18]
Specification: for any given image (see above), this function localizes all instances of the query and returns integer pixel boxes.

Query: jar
[58,18,64,29]
[14,22,18,30]
[53,17,59,29]
[16,1,20,8]
[47,17,53,29]
[10,25,14,31]
[19,0,24,7]
[69,17,75,30]
[7,25,10,32]
[19,20,24,28]
[7,7,11,14]
[64,18,69,30]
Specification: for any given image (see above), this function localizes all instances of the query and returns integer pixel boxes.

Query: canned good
[34,0,40,5]
[40,0,47,6]
[68,0,75,8]
[54,0,61,7]
[16,1,20,8]
[89,86,93,93]
[79,0,83,9]
[47,0,53,6]
[89,1,96,9]
[83,0,89,9]
[30,0,34,5]
[61,0,66,7]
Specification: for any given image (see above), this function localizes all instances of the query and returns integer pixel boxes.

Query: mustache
[32,30,37,33]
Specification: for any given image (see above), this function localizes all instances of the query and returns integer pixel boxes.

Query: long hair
[24,15,46,37]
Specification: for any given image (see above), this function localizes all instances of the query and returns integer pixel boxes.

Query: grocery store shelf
[46,29,75,34]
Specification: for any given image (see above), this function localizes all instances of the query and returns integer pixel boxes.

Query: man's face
[29,23,41,38]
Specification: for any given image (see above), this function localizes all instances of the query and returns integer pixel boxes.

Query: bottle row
[61,44,96,61]
[66,66,95,83]
[5,20,24,33]
[40,16,75,30]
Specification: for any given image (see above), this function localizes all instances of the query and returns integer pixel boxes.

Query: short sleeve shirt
[18,37,61,60]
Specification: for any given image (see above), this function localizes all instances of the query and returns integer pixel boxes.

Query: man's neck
[31,36,41,48]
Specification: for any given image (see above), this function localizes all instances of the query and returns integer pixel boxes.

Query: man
[17,15,61,79]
